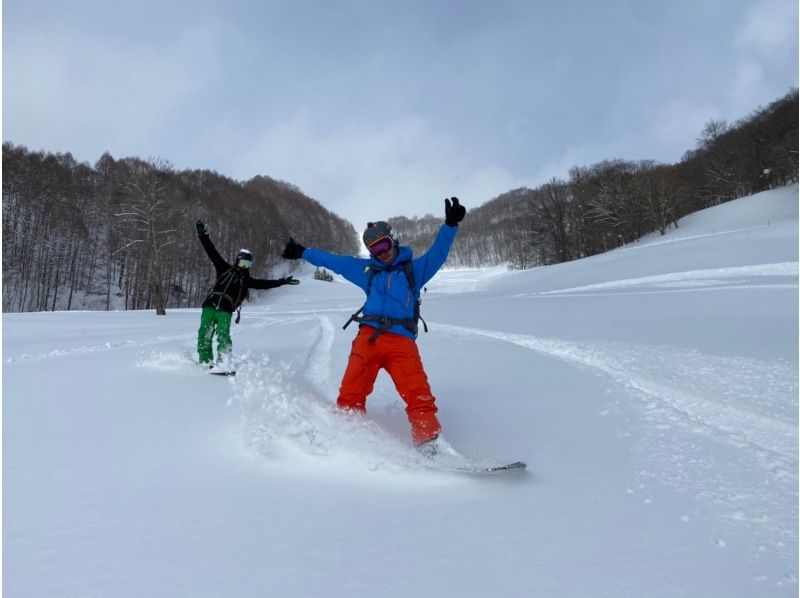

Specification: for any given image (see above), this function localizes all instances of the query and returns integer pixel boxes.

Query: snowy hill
[4,184,798,597]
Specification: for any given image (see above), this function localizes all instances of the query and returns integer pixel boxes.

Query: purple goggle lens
[368,237,393,256]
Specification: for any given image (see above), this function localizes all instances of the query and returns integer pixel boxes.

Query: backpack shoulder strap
[401,261,416,295]
[365,264,383,295]
[402,261,427,333]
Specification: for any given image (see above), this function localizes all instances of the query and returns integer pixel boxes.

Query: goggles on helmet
[236,249,253,269]
[367,236,394,257]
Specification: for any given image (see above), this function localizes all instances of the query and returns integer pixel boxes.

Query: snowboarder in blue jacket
[281,198,466,454]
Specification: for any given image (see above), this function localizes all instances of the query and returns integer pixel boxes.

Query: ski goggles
[237,258,253,269]
[367,236,393,257]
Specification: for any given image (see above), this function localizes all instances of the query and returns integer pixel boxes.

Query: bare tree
[635,164,685,236]
[533,179,576,264]
[115,158,178,315]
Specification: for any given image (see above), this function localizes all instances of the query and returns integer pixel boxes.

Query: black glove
[444,197,466,227]
[280,276,300,286]
[282,237,306,260]
[195,220,208,236]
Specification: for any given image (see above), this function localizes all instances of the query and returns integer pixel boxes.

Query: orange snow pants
[338,326,441,445]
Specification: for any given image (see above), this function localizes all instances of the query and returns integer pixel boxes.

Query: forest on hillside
[1,152,358,313]
[2,90,797,313]
[392,90,798,269]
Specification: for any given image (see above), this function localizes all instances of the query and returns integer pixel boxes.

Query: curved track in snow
[435,321,798,546]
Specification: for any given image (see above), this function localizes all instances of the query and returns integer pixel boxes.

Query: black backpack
[205,267,249,321]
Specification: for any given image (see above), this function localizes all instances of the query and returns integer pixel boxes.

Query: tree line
[2,150,358,313]
[2,89,796,312]
[393,89,798,269]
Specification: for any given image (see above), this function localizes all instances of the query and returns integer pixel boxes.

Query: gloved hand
[444,197,466,227]
[195,220,208,236]
[280,276,300,286]
[282,237,306,260]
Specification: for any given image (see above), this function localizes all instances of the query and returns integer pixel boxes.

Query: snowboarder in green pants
[196,220,299,368]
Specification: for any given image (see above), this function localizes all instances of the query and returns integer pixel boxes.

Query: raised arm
[196,220,230,272]
[412,197,465,287]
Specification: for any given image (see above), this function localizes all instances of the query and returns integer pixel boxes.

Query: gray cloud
[4,0,797,226]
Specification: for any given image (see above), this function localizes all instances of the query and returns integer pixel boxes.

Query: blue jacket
[303,224,458,340]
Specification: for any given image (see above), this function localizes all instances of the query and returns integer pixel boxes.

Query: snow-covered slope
[4,184,798,597]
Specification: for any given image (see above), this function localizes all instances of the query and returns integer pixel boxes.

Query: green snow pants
[197,306,233,364]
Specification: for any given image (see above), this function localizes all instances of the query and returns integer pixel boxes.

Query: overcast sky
[4,0,798,226]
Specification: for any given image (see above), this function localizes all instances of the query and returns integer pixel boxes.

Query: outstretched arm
[282,237,369,290]
[303,248,368,286]
[248,276,300,290]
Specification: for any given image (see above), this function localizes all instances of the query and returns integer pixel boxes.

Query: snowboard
[428,460,527,475]
[416,436,526,475]
[209,370,236,376]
